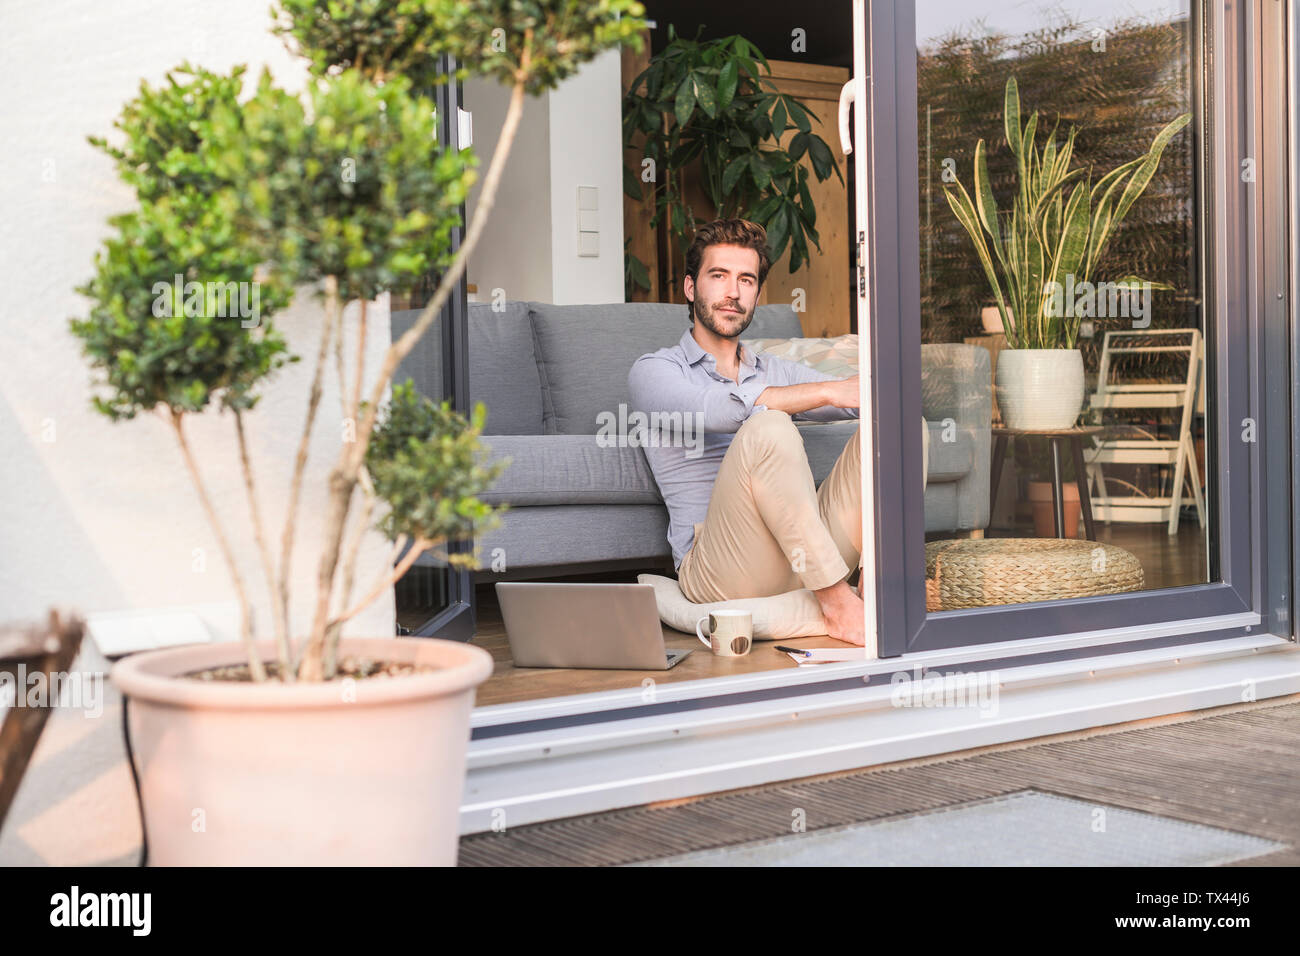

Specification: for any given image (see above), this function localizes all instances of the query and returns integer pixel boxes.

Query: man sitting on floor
[628,218,866,645]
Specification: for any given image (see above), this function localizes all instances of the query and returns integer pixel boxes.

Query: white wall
[463,48,625,306]
[547,49,626,305]
[0,0,394,642]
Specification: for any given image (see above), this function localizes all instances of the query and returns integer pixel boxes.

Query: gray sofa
[393,301,990,579]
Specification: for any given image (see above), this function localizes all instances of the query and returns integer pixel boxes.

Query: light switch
[577,186,599,256]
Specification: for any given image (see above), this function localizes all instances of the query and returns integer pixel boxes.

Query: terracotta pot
[1028,480,1081,539]
[980,305,1006,334]
[112,636,493,866]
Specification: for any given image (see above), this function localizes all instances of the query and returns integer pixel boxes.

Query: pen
[775,645,812,657]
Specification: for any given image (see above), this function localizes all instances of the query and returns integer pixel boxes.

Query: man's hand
[822,375,859,409]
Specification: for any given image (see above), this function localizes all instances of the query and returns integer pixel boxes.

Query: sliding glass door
[389,53,476,641]
[863,0,1291,655]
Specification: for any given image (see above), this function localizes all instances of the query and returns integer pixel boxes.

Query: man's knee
[736,409,802,454]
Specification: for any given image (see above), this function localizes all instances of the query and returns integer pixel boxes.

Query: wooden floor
[469,519,1210,707]
[471,586,844,707]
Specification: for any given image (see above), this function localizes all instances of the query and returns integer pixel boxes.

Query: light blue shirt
[628,327,859,570]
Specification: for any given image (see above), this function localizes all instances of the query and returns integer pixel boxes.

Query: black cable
[120,695,148,866]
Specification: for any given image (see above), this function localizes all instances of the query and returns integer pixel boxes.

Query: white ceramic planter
[995,348,1085,430]
[112,636,493,866]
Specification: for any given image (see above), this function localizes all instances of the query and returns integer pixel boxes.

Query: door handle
[838,78,857,155]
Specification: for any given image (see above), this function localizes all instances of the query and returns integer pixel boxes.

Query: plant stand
[989,426,1102,540]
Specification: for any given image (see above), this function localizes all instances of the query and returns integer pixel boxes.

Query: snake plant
[944,77,1189,349]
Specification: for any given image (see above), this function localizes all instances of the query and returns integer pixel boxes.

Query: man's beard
[692,294,754,338]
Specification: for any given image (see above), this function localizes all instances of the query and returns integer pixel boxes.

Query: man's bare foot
[814,579,866,646]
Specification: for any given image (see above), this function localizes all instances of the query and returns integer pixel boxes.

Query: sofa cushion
[797,420,858,485]
[468,301,545,435]
[391,301,545,435]
[925,423,976,483]
[480,434,661,506]
[472,504,670,569]
[744,304,805,339]
[482,423,867,504]
[920,343,991,421]
[528,302,806,435]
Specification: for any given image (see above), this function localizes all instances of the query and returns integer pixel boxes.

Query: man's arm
[756,378,857,415]
[758,356,860,421]
[628,354,769,433]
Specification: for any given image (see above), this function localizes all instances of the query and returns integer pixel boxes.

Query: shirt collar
[680,326,763,372]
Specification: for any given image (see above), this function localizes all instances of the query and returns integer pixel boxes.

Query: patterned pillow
[746,334,859,378]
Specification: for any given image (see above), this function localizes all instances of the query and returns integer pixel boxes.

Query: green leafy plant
[622,26,841,297]
[366,381,507,560]
[73,64,297,680]
[273,0,641,94]
[918,16,1197,369]
[272,0,445,90]
[944,76,1189,350]
[337,380,508,627]
[430,0,647,95]
[209,68,474,304]
[71,1,647,683]
[624,236,650,294]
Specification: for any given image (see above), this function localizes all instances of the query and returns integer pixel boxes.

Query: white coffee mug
[695,609,752,657]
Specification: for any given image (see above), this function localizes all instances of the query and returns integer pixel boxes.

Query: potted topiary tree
[71,0,646,866]
[944,77,1189,430]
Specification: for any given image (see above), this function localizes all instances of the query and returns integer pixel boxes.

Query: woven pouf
[925,538,1145,611]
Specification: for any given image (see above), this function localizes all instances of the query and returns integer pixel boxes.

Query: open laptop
[495,582,692,670]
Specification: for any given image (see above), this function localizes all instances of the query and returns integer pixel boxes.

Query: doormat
[628,790,1286,867]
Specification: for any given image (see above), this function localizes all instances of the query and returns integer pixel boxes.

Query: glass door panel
[865,1,1266,654]
[917,2,1211,604]
[390,53,476,641]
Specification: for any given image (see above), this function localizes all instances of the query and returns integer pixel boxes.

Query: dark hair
[684,219,772,318]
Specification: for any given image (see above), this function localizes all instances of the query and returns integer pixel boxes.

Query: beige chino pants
[677,410,930,604]
[677,410,863,603]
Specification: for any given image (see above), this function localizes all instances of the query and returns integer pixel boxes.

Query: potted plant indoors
[621,27,841,299]
[944,77,1189,430]
[70,0,646,866]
